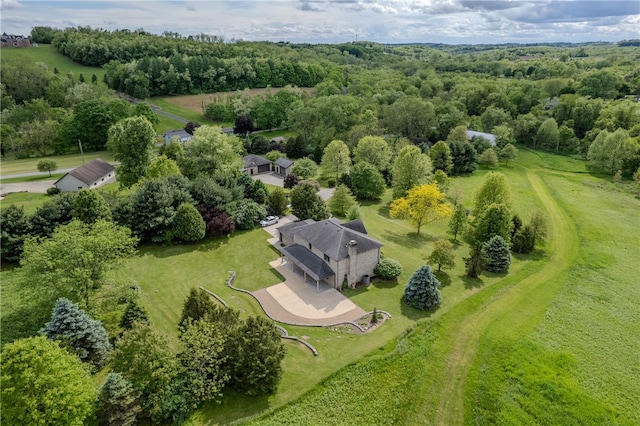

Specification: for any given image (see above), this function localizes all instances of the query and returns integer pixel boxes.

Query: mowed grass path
[432,169,576,424]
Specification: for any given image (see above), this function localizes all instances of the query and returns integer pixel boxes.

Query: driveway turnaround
[252,259,367,326]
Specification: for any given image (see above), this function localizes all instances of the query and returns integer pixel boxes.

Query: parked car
[260,216,279,227]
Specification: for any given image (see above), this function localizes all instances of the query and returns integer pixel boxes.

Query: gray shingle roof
[466,130,496,146]
[274,157,294,168]
[280,244,335,281]
[62,158,115,185]
[279,217,382,261]
[243,154,272,168]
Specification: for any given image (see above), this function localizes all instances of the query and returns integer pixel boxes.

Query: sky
[1,0,639,44]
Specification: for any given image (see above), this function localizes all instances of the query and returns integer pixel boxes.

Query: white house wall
[55,175,88,192]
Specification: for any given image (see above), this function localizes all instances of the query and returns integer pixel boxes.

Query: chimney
[347,239,357,257]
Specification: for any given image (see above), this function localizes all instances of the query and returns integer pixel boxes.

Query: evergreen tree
[449,140,478,175]
[512,224,535,254]
[482,236,511,273]
[402,265,442,310]
[464,244,486,278]
[268,188,288,216]
[283,173,299,189]
[346,204,361,220]
[227,316,286,395]
[172,203,206,242]
[120,300,149,330]
[97,373,142,426]
[0,204,30,263]
[40,298,112,369]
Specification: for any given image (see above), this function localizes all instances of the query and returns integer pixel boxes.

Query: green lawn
[0,151,115,176]
[1,173,65,184]
[1,44,106,84]
[0,192,49,215]
[2,148,637,425]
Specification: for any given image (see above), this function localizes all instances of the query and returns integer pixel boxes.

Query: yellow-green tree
[390,183,453,236]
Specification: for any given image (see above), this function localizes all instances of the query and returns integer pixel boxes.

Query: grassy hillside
[246,151,639,425]
[1,44,107,83]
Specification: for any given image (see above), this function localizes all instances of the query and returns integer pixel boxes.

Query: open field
[161,87,313,114]
[0,44,106,84]
[0,151,115,176]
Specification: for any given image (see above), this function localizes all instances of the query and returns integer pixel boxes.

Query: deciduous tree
[473,203,513,245]
[267,188,288,216]
[429,141,453,174]
[428,240,456,272]
[320,139,351,182]
[350,161,386,200]
[328,184,358,217]
[499,143,518,166]
[391,145,433,198]
[72,188,112,224]
[20,219,138,308]
[107,116,156,188]
[474,171,512,215]
[353,135,392,171]
[180,125,244,179]
[40,298,111,369]
[447,203,468,242]
[146,155,182,180]
[390,183,453,236]
[402,265,442,310]
[291,157,318,180]
[37,159,58,176]
[1,336,97,426]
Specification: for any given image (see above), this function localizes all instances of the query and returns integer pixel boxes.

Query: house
[164,129,192,145]
[243,154,272,175]
[466,130,497,146]
[54,158,116,192]
[276,218,383,290]
[270,136,286,143]
[1,33,31,48]
[273,157,294,177]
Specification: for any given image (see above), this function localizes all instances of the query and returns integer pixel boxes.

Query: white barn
[55,158,116,192]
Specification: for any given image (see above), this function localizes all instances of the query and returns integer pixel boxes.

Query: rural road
[430,168,577,425]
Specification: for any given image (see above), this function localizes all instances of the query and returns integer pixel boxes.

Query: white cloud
[0,0,23,10]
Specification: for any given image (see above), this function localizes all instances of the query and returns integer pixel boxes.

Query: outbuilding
[54,158,116,192]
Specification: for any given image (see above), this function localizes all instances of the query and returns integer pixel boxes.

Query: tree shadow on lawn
[433,271,452,287]
[383,230,438,250]
[399,299,436,321]
[195,388,271,425]
[461,274,484,290]
[377,204,391,219]
[512,248,546,262]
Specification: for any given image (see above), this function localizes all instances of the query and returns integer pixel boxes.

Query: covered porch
[278,244,335,291]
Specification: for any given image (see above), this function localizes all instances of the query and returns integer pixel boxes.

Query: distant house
[276,218,383,290]
[54,158,115,192]
[164,129,192,145]
[270,136,286,143]
[273,157,294,177]
[1,33,30,48]
[243,154,272,175]
[221,127,234,135]
[466,130,497,146]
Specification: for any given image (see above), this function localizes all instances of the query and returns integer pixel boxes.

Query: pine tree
[120,300,149,330]
[40,298,112,369]
[97,373,141,426]
[482,236,511,273]
[464,244,486,278]
[402,265,442,310]
[172,203,205,242]
[328,184,357,217]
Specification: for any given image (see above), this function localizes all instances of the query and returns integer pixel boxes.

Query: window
[308,243,312,250]
[323,254,330,262]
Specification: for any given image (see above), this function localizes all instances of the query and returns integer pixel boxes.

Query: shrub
[47,187,60,196]
[374,258,403,280]
[283,173,299,189]
[172,203,206,242]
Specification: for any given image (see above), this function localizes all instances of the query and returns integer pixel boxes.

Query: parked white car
[260,216,279,227]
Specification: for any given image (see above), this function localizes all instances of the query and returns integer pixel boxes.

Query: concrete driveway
[0,179,56,195]
[252,172,284,187]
